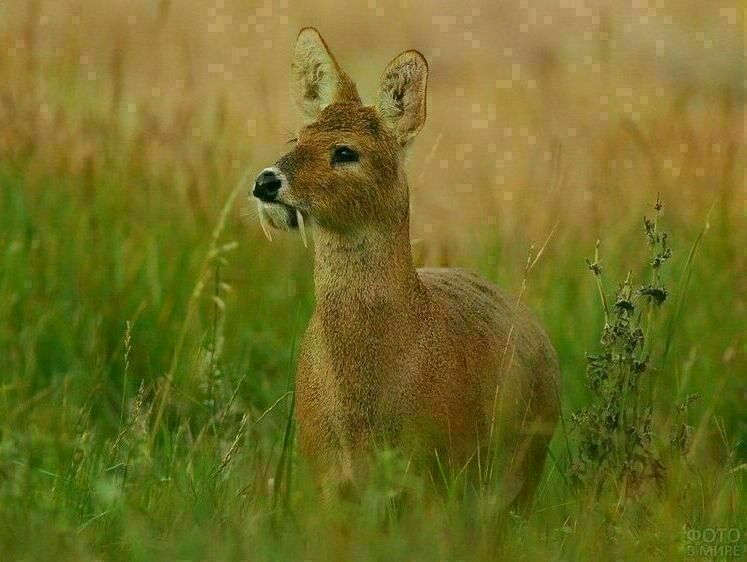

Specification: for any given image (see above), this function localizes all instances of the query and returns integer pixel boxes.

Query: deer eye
[331,146,359,165]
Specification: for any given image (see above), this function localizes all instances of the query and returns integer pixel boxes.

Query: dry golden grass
[2,1,742,243]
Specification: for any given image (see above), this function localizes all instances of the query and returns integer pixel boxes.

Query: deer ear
[376,50,428,145]
[291,27,360,122]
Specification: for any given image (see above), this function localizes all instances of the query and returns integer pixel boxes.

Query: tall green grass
[2,114,744,561]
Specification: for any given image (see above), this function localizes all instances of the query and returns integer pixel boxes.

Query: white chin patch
[258,201,291,234]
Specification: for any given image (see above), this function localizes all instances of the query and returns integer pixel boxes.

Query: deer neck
[312,220,422,313]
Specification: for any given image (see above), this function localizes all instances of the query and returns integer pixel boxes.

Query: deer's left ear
[376,50,428,146]
[291,27,360,122]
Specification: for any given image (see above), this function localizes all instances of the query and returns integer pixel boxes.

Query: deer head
[253,27,428,243]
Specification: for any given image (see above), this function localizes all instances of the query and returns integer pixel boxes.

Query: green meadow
[0,1,743,560]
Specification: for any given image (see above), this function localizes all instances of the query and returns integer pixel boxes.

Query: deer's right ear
[291,27,360,122]
[376,50,428,146]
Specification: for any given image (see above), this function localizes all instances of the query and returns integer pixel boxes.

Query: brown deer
[252,27,560,508]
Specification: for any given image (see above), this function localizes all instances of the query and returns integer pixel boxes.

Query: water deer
[252,28,560,508]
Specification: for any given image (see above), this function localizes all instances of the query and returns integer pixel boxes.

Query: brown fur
[256,28,560,508]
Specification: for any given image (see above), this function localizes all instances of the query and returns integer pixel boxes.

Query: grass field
[0,1,744,560]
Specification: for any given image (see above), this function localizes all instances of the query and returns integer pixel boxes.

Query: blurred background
[2,0,743,239]
[0,1,744,559]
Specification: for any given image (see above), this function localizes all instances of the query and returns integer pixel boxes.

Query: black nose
[253,170,282,202]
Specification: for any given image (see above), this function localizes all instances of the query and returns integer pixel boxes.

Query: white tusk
[296,208,308,248]
[258,209,273,242]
